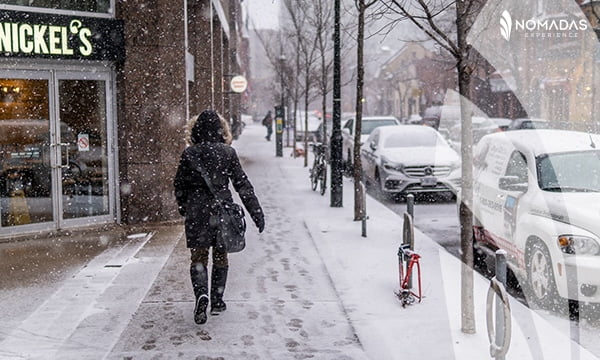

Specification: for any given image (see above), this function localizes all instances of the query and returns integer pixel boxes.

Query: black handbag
[195,162,247,253]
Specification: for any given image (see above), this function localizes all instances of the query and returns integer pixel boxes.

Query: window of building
[0,0,111,14]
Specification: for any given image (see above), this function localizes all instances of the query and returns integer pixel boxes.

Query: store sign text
[0,20,92,56]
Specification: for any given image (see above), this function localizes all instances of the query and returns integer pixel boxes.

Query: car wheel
[319,165,327,196]
[526,241,559,308]
[374,168,391,201]
[473,238,486,270]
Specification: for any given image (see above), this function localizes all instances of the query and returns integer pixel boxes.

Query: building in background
[374,42,456,121]
[0,0,248,238]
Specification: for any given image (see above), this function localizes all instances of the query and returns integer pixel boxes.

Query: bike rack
[486,249,512,359]
[395,244,422,307]
[395,208,422,307]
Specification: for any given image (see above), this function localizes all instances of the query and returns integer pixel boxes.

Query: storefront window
[0,78,53,227]
[0,0,110,13]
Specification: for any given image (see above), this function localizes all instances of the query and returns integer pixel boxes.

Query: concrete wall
[116,0,241,225]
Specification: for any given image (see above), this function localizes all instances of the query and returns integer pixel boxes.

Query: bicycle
[309,143,327,196]
[395,243,422,307]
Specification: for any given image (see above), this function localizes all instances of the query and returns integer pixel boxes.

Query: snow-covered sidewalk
[259,122,598,360]
[1,123,597,359]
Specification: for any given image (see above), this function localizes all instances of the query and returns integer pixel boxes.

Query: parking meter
[275,105,284,157]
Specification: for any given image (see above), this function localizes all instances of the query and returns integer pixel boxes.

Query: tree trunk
[456,1,475,334]
[353,0,366,221]
[304,71,310,167]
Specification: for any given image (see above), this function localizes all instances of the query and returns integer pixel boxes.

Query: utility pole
[330,0,343,207]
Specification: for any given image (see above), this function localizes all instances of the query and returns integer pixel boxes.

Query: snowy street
[0,124,599,359]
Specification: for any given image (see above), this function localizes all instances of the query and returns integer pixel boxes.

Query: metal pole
[406,193,414,219]
[403,212,414,289]
[361,181,367,237]
[330,0,343,207]
[495,249,507,360]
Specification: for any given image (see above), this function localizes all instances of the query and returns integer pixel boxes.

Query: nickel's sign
[0,11,124,62]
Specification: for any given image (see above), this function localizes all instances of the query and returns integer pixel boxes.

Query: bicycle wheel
[310,165,318,191]
[319,163,327,195]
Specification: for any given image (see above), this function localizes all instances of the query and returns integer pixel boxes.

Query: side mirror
[498,175,528,192]
[369,141,377,151]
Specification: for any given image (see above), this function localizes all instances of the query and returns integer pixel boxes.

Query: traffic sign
[78,133,90,152]
[230,75,248,93]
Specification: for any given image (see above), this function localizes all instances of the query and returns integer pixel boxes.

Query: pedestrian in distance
[174,109,265,325]
[262,110,273,141]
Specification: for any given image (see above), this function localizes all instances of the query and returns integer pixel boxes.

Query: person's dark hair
[190,109,225,144]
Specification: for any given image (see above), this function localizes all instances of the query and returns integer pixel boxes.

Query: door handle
[52,143,71,169]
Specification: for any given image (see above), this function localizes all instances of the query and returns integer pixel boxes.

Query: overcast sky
[246,0,279,29]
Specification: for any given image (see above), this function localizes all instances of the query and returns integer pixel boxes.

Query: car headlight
[382,159,403,172]
[557,235,600,255]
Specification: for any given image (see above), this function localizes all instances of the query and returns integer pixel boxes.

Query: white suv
[341,116,400,172]
[471,129,600,307]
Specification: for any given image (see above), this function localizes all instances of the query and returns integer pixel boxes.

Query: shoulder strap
[194,161,224,202]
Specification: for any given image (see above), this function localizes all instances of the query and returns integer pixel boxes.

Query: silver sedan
[361,125,461,200]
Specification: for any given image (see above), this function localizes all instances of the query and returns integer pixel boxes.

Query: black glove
[178,205,186,216]
[256,217,265,233]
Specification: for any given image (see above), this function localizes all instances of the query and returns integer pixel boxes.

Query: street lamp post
[330,0,343,207]
[276,54,286,157]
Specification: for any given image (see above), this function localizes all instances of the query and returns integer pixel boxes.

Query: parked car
[342,115,401,172]
[445,116,502,150]
[405,114,422,125]
[295,114,321,142]
[490,117,512,131]
[507,117,549,130]
[315,119,332,143]
[470,129,600,308]
[422,104,462,130]
[360,125,461,200]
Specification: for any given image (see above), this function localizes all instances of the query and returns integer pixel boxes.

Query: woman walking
[174,110,265,324]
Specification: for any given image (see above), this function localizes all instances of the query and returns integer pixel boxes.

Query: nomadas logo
[500,10,512,41]
[499,10,589,41]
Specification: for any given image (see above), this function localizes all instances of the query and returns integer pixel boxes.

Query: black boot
[190,263,209,324]
[210,266,228,315]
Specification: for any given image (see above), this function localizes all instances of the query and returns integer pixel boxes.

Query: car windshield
[520,120,548,129]
[383,131,441,148]
[361,119,397,134]
[473,117,497,128]
[537,151,600,192]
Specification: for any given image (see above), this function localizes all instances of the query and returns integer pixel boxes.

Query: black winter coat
[174,141,264,248]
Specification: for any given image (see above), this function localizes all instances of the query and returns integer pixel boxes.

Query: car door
[498,150,530,244]
[361,129,379,180]
[342,118,355,162]
[474,138,514,246]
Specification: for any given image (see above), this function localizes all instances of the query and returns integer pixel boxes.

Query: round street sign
[230,75,248,93]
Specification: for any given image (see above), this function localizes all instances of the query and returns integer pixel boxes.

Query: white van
[471,129,600,307]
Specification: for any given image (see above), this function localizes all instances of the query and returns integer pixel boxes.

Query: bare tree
[281,0,309,157]
[299,1,335,148]
[352,0,379,221]
[381,0,486,334]
[283,1,321,166]
[253,2,322,163]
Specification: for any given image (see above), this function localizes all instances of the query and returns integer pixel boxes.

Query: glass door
[0,68,115,234]
[57,74,112,224]
[0,73,54,230]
